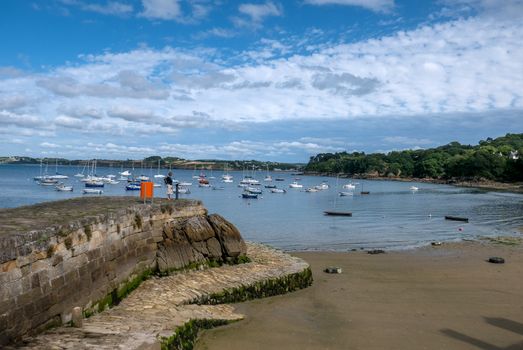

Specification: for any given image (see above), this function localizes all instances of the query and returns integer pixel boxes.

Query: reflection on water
[1,164,522,251]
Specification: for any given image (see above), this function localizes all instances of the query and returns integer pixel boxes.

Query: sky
[0,0,522,162]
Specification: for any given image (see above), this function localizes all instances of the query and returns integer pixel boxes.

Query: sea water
[1,164,522,251]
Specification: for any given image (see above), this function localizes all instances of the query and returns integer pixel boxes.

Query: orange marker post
[140,182,154,204]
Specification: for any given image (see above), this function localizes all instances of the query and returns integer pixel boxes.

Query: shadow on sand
[441,317,523,350]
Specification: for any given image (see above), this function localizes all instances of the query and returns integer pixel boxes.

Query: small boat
[179,181,192,186]
[289,181,303,188]
[343,183,356,190]
[240,178,260,185]
[264,184,277,189]
[85,181,104,188]
[445,215,469,222]
[199,178,209,185]
[74,173,85,178]
[199,183,211,188]
[222,178,233,183]
[360,191,370,195]
[120,170,132,176]
[410,186,419,191]
[136,175,150,181]
[56,184,73,192]
[314,182,329,190]
[154,160,165,178]
[275,178,285,181]
[212,186,225,190]
[242,192,258,199]
[324,211,352,216]
[106,180,120,185]
[83,189,103,195]
[39,178,59,186]
[48,174,68,180]
[153,183,161,188]
[305,187,319,193]
[125,184,141,191]
[339,191,354,196]
[264,175,273,182]
[177,186,190,194]
[270,188,286,193]
[247,186,262,194]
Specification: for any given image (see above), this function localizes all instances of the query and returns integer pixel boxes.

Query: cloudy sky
[0,0,522,161]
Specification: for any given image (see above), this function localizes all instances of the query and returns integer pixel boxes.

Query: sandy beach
[196,239,523,350]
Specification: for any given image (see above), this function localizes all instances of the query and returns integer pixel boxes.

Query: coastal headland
[197,239,523,350]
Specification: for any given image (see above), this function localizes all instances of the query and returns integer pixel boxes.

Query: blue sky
[0,0,522,162]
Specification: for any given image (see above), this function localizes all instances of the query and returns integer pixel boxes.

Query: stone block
[184,216,216,242]
[205,237,223,259]
[208,214,247,257]
[72,306,83,327]
[0,260,19,274]
[50,276,65,290]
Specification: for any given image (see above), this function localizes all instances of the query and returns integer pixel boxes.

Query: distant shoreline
[304,171,523,193]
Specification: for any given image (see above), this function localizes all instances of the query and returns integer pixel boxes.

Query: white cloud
[40,142,60,148]
[234,1,283,28]
[139,0,181,20]
[303,0,394,13]
[383,136,433,145]
[239,2,283,22]
[59,0,133,16]
[82,1,133,15]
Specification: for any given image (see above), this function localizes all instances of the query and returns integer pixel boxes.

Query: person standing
[165,171,174,200]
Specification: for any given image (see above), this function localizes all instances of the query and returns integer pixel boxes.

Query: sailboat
[74,161,86,177]
[48,159,68,179]
[154,159,165,179]
[325,175,352,216]
[264,164,272,182]
[221,163,233,183]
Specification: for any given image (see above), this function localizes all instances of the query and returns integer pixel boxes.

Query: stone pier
[9,243,311,349]
[0,197,312,348]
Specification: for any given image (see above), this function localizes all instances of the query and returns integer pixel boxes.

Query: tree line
[305,133,523,182]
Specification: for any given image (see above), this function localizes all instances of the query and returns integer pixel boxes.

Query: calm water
[1,164,522,251]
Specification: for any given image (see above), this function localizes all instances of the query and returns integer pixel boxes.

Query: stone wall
[0,198,247,345]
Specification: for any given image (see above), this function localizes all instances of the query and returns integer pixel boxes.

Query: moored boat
[83,189,103,195]
[242,192,258,199]
[55,184,73,192]
[125,184,141,191]
[339,191,354,196]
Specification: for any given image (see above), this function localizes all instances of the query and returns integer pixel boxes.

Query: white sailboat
[221,163,233,183]
[154,159,165,179]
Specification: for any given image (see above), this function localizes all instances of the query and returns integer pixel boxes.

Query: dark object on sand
[367,249,385,255]
[488,257,505,264]
[324,211,352,216]
[445,215,469,222]
[324,266,343,274]
[431,241,443,246]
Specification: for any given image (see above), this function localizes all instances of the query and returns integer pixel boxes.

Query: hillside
[305,133,523,182]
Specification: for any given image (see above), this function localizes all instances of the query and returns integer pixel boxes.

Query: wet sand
[196,240,523,350]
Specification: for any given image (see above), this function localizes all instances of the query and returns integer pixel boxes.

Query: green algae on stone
[192,266,313,305]
[160,319,236,350]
